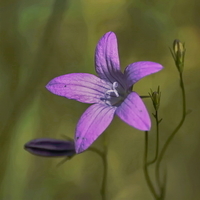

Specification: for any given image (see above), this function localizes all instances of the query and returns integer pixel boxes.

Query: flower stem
[143,131,159,199]
[89,146,107,200]
[101,146,108,200]
[155,72,186,191]
[147,110,160,166]
[140,95,151,98]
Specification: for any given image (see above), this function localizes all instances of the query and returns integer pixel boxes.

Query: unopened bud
[170,39,186,73]
[24,138,76,157]
[149,86,161,111]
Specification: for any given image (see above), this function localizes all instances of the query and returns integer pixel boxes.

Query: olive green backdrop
[0,0,200,199]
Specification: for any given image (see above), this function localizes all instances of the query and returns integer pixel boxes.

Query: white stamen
[113,82,118,88]
[113,82,119,97]
[105,82,119,97]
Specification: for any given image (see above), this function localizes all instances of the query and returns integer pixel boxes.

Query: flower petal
[124,61,163,87]
[46,73,110,104]
[75,104,116,153]
[116,92,151,131]
[95,32,123,83]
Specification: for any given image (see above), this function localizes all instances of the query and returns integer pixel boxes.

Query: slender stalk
[147,110,160,166]
[89,146,107,200]
[156,72,186,190]
[143,131,159,199]
[101,146,108,200]
[140,95,151,98]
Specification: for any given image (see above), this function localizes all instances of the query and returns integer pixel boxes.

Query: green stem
[156,72,186,191]
[89,146,107,200]
[147,110,160,166]
[143,131,159,199]
[101,147,107,200]
[140,95,151,98]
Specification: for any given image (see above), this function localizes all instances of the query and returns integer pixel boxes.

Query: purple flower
[24,138,76,157]
[46,32,163,153]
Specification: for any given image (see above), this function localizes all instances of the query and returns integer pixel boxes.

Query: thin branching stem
[147,110,160,166]
[89,146,107,200]
[156,72,186,192]
[143,131,159,199]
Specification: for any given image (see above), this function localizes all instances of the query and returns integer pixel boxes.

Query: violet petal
[46,73,110,104]
[24,138,76,157]
[124,61,163,87]
[75,104,116,153]
[95,32,123,83]
[116,92,151,131]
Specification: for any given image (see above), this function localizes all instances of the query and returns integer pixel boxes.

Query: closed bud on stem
[170,39,186,73]
[149,86,161,111]
[24,138,76,158]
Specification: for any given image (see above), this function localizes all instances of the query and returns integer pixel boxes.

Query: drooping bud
[24,138,76,157]
[170,39,186,73]
[149,86,161,111]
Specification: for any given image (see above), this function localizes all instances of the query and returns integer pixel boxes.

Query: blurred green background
[1,0,200,199]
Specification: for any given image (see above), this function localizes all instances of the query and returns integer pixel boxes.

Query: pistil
[105,82,119,97]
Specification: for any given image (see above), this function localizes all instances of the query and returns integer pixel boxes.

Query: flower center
[105,82,119,97]
[103,82,126,106]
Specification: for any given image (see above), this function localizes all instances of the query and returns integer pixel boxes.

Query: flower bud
[170,39,186,73]
[149,86,161,111]
[24,138,76,157]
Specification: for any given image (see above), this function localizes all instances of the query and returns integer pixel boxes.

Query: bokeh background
[1,0,200,199]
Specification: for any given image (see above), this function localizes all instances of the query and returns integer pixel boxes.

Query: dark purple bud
[24,138,76,157]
